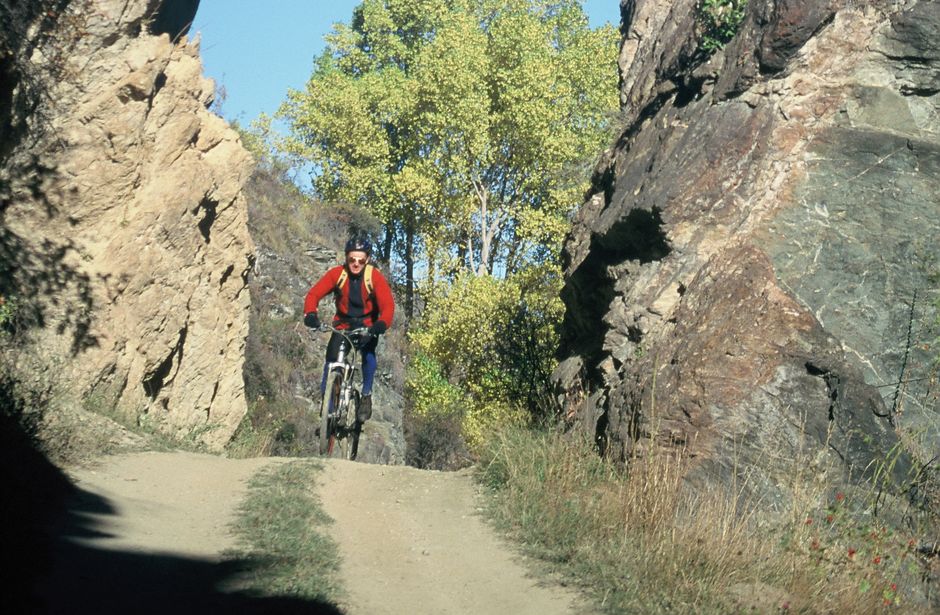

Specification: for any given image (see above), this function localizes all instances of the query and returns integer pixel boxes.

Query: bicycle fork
[325,360,356,420]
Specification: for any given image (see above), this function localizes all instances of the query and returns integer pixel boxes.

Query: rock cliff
[557,0,939,501]
[1,0,254,449]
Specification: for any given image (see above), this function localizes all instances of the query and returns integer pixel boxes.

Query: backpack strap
[364,264,374,297]
[335,265,375,297]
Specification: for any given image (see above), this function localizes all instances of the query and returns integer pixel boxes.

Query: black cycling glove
[368,321,387,336]
[304,312,321,329]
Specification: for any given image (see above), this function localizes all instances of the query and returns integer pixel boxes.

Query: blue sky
[192,1,622,124]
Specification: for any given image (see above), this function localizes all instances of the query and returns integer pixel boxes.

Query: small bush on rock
[698,0,748,52]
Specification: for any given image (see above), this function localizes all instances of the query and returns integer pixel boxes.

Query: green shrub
[698,0,748,52]
[0,294,16,330]
[406,351,465,419]
[407,265,562,454]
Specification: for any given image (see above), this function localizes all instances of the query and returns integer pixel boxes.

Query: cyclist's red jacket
[303,265,395,330]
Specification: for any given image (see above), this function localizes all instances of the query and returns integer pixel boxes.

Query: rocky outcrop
[0,0,254,449]
[557,0,939,500]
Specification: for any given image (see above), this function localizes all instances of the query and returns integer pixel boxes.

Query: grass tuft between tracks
[226,460,343,603]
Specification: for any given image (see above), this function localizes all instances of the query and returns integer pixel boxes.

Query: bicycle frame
[318,325,370,458]
[323,327,366,421]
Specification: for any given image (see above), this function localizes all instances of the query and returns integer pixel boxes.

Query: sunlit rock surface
[1,0,254,449]
[557,0,939,500]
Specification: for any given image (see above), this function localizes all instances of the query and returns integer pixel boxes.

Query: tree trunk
[382,224,393,264]
[456,232,468,274]
[478,193,490,276]
[405,215,415,319]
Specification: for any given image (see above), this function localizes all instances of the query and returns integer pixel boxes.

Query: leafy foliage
[280,0,618,294]
[698,0,748,52]
[280,0,618,456]
[407,264,562,450]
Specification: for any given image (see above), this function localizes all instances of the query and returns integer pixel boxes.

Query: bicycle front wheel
[347,390,362,461]
[319,369,343,456]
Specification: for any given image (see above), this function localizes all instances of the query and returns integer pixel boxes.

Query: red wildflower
[873,556,882,565]
[811,539,820,550]
[891,583,897,591]
[805,518,813,525]
[847,548,856,558]
[826,514,834,523]
[836,492,845,502]
[908,539,916,549]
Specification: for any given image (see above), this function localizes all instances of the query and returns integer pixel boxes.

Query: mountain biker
[302,236,395,423]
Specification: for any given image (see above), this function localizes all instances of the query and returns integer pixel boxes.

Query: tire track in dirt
[317,459,586,615]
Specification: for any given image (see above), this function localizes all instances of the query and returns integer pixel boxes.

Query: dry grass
[478,428,936,614]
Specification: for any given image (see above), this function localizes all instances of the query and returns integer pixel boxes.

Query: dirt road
[34,451,318,614]
[319,458,583,615]
[33,452,583,614]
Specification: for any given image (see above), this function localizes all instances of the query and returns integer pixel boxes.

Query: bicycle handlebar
[317,324,370,336]
[316,324,374,349]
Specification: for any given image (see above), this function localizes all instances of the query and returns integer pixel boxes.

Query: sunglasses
[347,256,367,265]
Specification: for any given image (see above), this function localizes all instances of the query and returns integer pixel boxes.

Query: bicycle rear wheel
[319,369,342,456]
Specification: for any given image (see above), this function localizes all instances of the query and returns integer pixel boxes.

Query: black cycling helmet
[345,236,372,255]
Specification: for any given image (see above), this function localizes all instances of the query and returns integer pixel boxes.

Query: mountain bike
[317,325,370,460]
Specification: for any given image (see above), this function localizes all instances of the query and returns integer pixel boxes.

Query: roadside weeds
[476,427,936,614]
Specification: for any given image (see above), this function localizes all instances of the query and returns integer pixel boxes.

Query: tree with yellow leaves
[281,0,618,452]
[280,0,618,313]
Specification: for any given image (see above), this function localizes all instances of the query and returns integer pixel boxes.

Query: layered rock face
[1,0,254,449]
[557,0,939,498]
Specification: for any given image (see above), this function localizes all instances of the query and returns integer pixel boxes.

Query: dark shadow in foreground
[33,538,343,615]
[0,410,341,615]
